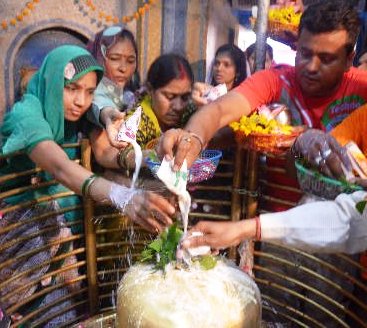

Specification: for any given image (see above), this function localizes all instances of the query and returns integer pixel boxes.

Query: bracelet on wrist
[254,216,261,240]
[82,174,99,198]
[186,130,206,155]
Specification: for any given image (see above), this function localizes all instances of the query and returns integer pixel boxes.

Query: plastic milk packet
[203,83,227,103]
[156,159,210,260]
[157,158,191,234]
[117,106,143,188]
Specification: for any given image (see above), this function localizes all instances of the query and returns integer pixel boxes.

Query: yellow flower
[229,113,294,136]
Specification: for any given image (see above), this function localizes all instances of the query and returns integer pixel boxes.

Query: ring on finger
[182,136,192,143]
[322,149,332,159]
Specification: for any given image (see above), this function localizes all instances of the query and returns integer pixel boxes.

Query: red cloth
[261,156,303,213]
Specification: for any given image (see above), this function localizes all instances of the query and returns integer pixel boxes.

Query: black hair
[299,0,360,55]
[211,44,247,88]
[245,43,274,61]
[147,53,194,90]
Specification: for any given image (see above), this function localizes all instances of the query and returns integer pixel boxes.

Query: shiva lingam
[115,225,262,328]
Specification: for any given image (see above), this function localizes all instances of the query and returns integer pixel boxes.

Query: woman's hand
[157,129,203,171]
[293,129,352,179]
[181,220,255,252]
[191,82,212,107]
[100,107,128,148]
[129,191,175,233]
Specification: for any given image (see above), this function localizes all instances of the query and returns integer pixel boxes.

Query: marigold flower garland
[230,113,293,136]
[0,0,157,31]
[268,5,302,27]
[1,0,41,31]
[75,0,157,27]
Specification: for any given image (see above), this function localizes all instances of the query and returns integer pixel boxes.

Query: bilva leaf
[139,223,183,271]
[148,239,163,252]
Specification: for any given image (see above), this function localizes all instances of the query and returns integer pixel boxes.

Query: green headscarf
[1,45,103,155]
[0,45,103,233]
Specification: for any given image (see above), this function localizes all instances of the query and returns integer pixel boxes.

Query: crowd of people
[1,0,367,325]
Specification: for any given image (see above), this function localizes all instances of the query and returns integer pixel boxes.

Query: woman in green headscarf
[1,44,175,232]
[0,45,175,326]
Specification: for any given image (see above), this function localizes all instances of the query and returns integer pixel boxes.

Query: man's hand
[181,220,252,252]
[100,107,128,148]
[294,129,352,179]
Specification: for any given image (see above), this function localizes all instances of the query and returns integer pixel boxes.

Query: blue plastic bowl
[146,149,223,184]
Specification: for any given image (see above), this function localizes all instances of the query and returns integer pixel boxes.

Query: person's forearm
[184,91,251,146]
[259,191,367,254]
[30,140,116,201]
[89,128,122,169]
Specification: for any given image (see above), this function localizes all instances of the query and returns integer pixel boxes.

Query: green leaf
[139,223,184,271]
[148,239,163,252]
[139,248,154,262]
[356,200,367,214]
[199,255,217,270]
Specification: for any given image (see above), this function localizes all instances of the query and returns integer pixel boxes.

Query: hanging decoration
[74,0,157,28]
[1,0,41,31]
[0,0,157,32]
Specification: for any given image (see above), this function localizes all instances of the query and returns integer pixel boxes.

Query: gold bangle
[82,174,98,198]
[186,131,205,154]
